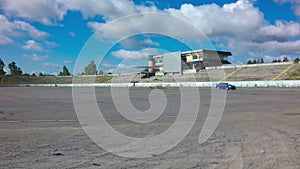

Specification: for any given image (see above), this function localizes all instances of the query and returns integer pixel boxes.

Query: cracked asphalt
[0,87,300,169]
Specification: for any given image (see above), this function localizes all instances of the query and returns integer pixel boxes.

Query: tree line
[247,56,300,65]
[0,58,71,77]
[0,58,110,77]
[80,60,112,75]
[247,58,264,65]
[0,59,23,77]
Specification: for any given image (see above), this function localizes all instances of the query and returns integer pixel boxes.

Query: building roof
[182,49,232,56]
[152,49,232,58]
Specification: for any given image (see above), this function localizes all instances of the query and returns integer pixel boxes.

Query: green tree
[252,59,257,64]
[23,73,30,76]
[84,61,97,75]
[59,65,71,76]
[8,61,22,76]
[39,73,53,76]
[98,70,104,75]
[294,57,300,64]
[247,60,253,64]
[282,56,289,62]
[260,58,264,64]
[0,58,6,76]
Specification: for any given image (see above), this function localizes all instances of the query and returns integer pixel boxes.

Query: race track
[0,87,299,169]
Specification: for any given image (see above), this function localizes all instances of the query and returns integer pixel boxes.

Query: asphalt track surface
[0,87,300,169]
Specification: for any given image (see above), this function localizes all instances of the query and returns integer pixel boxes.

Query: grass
[149,85,167,89]
[285,67,300,80]
[0,75,113,84]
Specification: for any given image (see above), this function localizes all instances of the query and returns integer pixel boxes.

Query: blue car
[216,83,236,90]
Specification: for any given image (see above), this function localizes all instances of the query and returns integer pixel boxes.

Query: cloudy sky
[0,0,300,74]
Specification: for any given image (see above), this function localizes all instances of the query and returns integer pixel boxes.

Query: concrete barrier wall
[206,62,293,70]
[135,81,300,87]
[229,81,300,88]
[1,80,300,88]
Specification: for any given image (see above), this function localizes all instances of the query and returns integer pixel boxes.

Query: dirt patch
[0,88,300,168]
[0,111,16,121]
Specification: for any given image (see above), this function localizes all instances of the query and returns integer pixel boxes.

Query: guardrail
[1,80,300,88]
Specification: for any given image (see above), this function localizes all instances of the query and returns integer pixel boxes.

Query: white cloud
[142,39,160,46]
[114,63,140,74]
[117,36,160,50]
[295,6,300,16]
[87,13,206,42]
[119,36,146,50]
[274,0,300,16]
[22,40,43,51]
[83,0,300,58]
[1,0,300,60]
[223,0,256,11]
[261,40,300,55]
[82,0,299,60]
[100,61,115,69]
[14,21,49,39]
[0,15,16,36]
[263,55,292,63]
[24,54,48,61]
[167,0,263,39]
[57,0,157,20]
[274,0,299,2]
[0,15,49,44]
[3,67,9,74]
[217,39,300,57]
[0,0,265,43]
[63,60,72,64]
[219,38,300,58]
[87,21,104,32]
[1,0,158,24]
[87,0,264,42]
[69,32,76,37]
[45,41,59,48]
[0,15,20,45]
[254,20,300,42]
[219,39,259,57]
[43,63,61,68]
[57,0,133,20]
[1,0,66,25]
[99,62,141,74]
[0,34,13,44]
[111,48,159,61]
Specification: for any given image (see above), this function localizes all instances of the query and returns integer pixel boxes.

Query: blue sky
[0,0,300,75]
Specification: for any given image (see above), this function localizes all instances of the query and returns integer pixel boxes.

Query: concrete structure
[163,51,182,75]
[2,80,300,88]
[148,56,155,74]
[149,49,232,75]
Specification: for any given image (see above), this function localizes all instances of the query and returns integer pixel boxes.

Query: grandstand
[1,62,298,84]
[224,63,292,81]
[109,62,297,83]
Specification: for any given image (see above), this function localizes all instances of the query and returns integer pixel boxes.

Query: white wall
[1,80,300,88]
[206,62,293,70]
